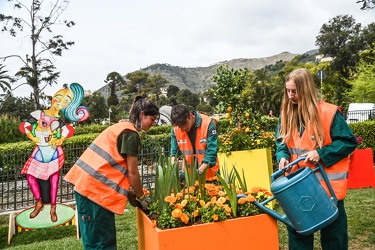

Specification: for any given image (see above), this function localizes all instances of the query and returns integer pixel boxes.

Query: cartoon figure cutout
[19,83,89,222]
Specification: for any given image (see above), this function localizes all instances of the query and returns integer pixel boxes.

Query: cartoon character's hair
[61,83,90,122]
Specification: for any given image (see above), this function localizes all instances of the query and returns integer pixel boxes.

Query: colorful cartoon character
[19,83,89,222]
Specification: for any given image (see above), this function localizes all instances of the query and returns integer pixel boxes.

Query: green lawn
[1,188,374,250]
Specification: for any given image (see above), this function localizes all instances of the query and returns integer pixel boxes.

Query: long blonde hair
[278,68,325,148]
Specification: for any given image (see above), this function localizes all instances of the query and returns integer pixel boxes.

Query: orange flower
[172,208,182,218]
[180,213,190,224]
[265,191,273,196]
[164,195,176,203]
[175,192,183,200]
[143,189,150,195]
[193,210,199,217]
[175,203,184,209]
[218,197,227,204]
[208,190,218,196]
[236,189,244,194]
[218,191,226,197]
[180,199,188,207]
[199,200,206,207]
[212,214,219,221]
[251,186,261,193]
[238,197,247,205]
[246,195,255,202]
[223,204,231,214]
[211,196,217,202]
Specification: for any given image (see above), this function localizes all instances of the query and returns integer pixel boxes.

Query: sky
[0,0,374,97]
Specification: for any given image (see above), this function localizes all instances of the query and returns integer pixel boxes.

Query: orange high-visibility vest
[174,114,220,179]
[64,122,139,214]
[287,101,349,200]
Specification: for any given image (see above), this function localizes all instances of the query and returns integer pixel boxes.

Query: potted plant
[136,156,279,250]
[212,65,276,191]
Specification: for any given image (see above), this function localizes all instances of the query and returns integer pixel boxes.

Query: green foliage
[347,44,375,103]
[349,121,375,151]
[0,114,24,143]
[212,65,249,114]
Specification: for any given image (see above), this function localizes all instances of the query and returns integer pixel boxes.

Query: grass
[1,188,374,250]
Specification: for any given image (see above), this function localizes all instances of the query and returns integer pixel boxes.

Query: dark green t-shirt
[119,130,140,157]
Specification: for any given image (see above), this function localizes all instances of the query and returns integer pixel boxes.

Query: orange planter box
[136,208,279,250]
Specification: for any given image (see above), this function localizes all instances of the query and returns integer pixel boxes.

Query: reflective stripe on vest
[174,114,219,179]
[64,122,137,214]
[286,102,349,200]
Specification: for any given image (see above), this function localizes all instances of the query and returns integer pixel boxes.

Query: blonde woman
[275,68,357,249]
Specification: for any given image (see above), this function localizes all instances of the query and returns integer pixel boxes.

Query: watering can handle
[271,157,307,182]
[272,157,338,204]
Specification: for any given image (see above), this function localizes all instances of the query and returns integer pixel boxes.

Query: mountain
[97,50,318,98]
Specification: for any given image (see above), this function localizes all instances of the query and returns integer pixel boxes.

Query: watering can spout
[250,157,339,235]
[252,199,294,229]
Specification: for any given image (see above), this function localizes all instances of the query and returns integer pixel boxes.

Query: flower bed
[137,207,279,250]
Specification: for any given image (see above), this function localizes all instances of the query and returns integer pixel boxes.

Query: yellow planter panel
[218,148,273,191]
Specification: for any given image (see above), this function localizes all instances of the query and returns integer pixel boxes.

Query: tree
[167,85,180,98]
[347,44,375,103]
[0,64,12,94]
[81,92,108,124]
[0,94,36,119]
[315,15,364,104]
[0,0,75,110]
[125,71,150,94]
[356,0,375,9]
[105,71,126,106]
[148,74,168,105]
[175,89,200,109]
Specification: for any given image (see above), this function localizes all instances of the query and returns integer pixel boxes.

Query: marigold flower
[218,191,226,197]
[199,200,206,207]
[180,199,188,207]
[175,203,184,209]
[251,186,261,193]
[208,190,218,196]
[238,197,247,205]
[223,205,231,214]
[265,191,273,196]
[172,208,183,218]
[218,197,226,204]
[212,214,219,221]
[164,195,176,203]
[143,189,150,195]
[236,189,244,194]
[180,213,190,224]
[193,210,199,217]
[175,192,183,200]
[246,195,255,202]
[211,196,217,202]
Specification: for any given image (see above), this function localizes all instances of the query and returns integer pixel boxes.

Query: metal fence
[342,110,375,123]
[0,142,170,213]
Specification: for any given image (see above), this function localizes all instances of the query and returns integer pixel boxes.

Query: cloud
[0,0,374,96]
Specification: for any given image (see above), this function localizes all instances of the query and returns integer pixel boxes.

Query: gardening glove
[127,189,143,209]
[136,194,152,210]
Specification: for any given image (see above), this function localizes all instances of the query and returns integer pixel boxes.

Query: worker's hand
[279,158,289,170]
[302,150,320,165]
[127,189,143,208]
[136,194,152,210]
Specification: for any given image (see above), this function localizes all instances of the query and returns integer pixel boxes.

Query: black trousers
[287,200,348,250]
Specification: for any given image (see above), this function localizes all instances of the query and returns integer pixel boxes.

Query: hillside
[97,50,318,98]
